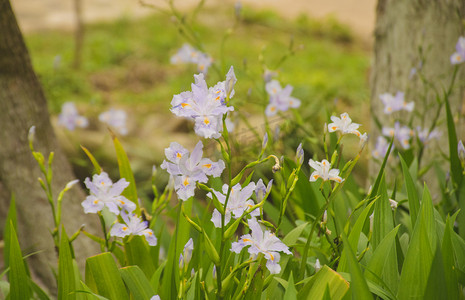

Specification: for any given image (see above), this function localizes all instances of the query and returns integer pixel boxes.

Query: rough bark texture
[370,0,465,189]
[0,0,99,294]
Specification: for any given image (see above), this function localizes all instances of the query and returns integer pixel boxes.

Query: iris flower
[82,172,135,215]
[379,91,414,114]
[58,102,88,131]
[265,80,301,117]
[209,182,259,228]
[161,141,225,200]
[171,71,235,139]
[327,112,362,138]
[382,122,413,149]
[308,159,343,183]
[170,43,213,74]
[372,136,391,159]
[231,218,291,274]
[110,211,157,246]
[450,36,465,65]
[99,108,128,136]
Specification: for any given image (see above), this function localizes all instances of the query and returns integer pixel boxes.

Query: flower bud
[28,125,36,150]
[296,143,304,166]
[458,140,465,164]
[65,179,79,191]
[262,133,268,151]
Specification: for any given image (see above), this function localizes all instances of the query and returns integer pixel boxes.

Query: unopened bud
[458,140,465,164]
[389,199,398,210]
[65,179,79,191]
[296,143,304,166]
[28,126,36,150]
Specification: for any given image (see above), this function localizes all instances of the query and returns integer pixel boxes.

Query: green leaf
[340,232,372,300]
[112,133,139,214]
[439,216,459,299]
[365,225,400,295]
[8,223,32,300]
[397,185,436,299]
[29,280,51,300]
[400,155,420,228]
[124,236,155,278]
[150,260,166,293]
[3,194,17,280]
[58,227,76,300]
[283,272,297,300]
[368,138,394,200]
[120,266,155,299]
[76,281,110,300]
[85,253,129,300]
[372,175,395,250]
[298,265,349,300]
[338,200,376,273]
[80,145,102,174]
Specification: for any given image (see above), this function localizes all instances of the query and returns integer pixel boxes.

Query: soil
[11,0,375,43]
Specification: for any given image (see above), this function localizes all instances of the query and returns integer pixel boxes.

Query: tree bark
[0,0,99,294]
[370,0,465,190]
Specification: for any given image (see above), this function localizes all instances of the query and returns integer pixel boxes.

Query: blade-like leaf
[365,225,400,294]
[340,232,372,300]
[8,223,32,300]
[58,227,76,300]
[298,265,349,300]
[112,133,139,214]
[124,236,155,278]
[80,145,102,174]
[283,272,297,300]
[400,155,420,228]
[338,200,376,272]
[120,266,155,299]
[372,175,395,250]
[85,253,129,300]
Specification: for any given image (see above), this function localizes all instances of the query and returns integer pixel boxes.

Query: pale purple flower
[150,296,160,300]
[450,36,465,65]
[416,127,440,144]
[328,112,363,138]
[170,73,234,139]
[110,211,157,246]
[255,178,273,202]
[263,69,278,83]
[382,122,413,149]
[379,91,414,114]
[160,141,225,200]
[225,113,236,132]
[99,108,128,135]
[170,44,213,74]
[209,182,259,228]
[308,159,343,183]
[231,218,291,274]
[265,80,301,116]
[372,136,391,159]
[82,172,135,215]
[58,102,88,130]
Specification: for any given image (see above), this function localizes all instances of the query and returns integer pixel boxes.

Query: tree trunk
[370,0,465,192]
[0,0,99,294]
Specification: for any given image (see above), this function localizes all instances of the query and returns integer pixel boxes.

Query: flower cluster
[451,36,465,65]
[82,172,157,246]
[58,102,88,130]
[265,80,301,117]
[170,68,236,139]
[171,43,213,74]
[382,122,414,150]
[231,218,291,274]
[161,141,225,200]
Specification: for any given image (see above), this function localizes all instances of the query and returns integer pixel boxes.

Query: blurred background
[10,0,375,198]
